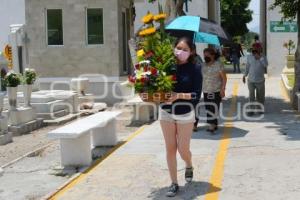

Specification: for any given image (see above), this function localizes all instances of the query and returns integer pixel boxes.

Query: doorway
[121,8,131,75]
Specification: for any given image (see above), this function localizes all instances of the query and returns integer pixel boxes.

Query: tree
[221,0,253,37]
[271,0,300,109]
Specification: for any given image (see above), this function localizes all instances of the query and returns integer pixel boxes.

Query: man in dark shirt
[230,39,244,73]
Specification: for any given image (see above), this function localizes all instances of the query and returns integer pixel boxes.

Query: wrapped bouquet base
[139,92,172,103]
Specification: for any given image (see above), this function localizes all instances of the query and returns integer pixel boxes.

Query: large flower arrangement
[128,5,177,102]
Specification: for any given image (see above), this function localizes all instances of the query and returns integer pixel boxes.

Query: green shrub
[3,71,21,87]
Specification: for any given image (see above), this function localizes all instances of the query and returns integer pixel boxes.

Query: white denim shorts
[159,108,195,124]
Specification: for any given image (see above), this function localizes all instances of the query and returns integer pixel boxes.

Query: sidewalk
[49,76,300,200]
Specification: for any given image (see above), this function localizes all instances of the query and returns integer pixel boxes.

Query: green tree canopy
[221,0,253,37]
[270,0,299,19]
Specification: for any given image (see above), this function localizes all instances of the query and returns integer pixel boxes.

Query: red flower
[151,67,158,75]
[145,51,155,59]
[143,66,148,72]
[128,75,136,83]
[141,76,147,83]
[135,64,140,70]
[171,75,177,81]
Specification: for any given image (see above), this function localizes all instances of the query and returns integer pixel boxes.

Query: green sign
[270,21,298,33]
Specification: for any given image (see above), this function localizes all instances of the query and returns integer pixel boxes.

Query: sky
[247,0,260,33]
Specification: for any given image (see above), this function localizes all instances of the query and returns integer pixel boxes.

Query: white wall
[0,0,25,52]
[266,0,298,76]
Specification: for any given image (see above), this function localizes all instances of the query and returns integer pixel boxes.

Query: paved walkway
[50,76,300,200]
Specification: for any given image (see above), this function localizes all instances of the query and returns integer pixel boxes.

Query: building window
[47,9,63,45]
[87,8,104,45]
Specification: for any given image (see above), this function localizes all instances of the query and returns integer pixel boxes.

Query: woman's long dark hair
[174,37,196,64]
[203,47,221,61]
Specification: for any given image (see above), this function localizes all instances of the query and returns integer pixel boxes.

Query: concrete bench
[127,96,158,122]
[48,111,121,167]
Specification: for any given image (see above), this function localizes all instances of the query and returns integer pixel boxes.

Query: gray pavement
[49,76,300,200]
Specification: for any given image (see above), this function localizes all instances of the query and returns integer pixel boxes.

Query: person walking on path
[252,35,263,54]
[243,48,268,115]
[192,44,203,132]
[202,47,227,134]
[230,39,244,73]
[159,37,202,197]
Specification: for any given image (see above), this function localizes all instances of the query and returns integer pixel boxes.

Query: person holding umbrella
[159,37,202,197]
[202,47,227,133]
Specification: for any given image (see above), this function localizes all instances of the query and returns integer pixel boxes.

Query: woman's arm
[219,70,227,98]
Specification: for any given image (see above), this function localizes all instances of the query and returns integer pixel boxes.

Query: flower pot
[23,84,33,107]
[7,87,18,111]
[287,60,295,69]
[286,55,295,61]
[139,92,172,103]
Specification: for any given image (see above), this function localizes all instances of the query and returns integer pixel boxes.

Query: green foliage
[221,0,253,37]
[156,75,174,92]
[150,37,176,72]
[3,71,21,87]
[23,68,37,85]
[242,32,258,51]
[270,0,300,19]
[283,40,296,55]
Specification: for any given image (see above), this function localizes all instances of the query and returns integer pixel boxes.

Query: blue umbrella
[165,16,231,46]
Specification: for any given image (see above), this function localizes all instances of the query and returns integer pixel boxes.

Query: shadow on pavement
[193,95,300,141]
[234,96,300,141]
[192,126,249,140]
[148,181,221,200]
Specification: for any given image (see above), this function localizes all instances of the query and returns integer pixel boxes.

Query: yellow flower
[154,13,167,21]
[139,27,156,37]
[142,13,154,24]
[137,49,145,57]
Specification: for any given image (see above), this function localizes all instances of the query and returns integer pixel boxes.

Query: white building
[24,0,134,78]
[4,0,219,78]
[0,0,25,52]
[261,0,298,76]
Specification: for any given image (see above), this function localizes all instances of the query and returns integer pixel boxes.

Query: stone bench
[127,96,158,122]
[48,111,121,167]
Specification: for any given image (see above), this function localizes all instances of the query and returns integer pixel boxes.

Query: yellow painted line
[204,82,239,200]
[48,125,147,200]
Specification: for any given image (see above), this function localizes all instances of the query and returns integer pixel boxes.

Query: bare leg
[160,120,178,184]
[177,122,194,168]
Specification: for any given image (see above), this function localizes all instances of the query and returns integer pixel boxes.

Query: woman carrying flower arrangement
[128,8,202,197]
[159,37,202,197]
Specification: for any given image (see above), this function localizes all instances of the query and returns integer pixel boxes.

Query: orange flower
[154,13,167,21]
[142,13,154,24]
[139,27,156,37]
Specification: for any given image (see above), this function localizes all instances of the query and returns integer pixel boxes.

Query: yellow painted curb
[48,125,147,200]
[204,82,239,200]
